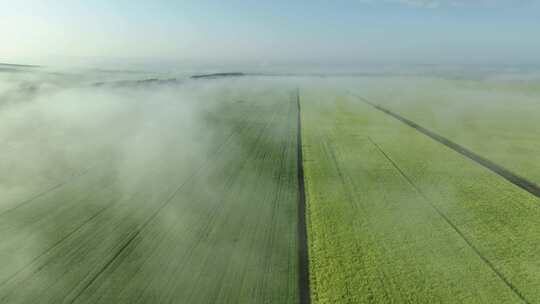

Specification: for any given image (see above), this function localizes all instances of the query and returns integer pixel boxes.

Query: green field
[302,86,540,303]
[1,72,540,303]
[0,82,300,303]
[354,76,540,184]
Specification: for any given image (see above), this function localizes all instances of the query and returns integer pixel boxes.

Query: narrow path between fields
[296,89,311,304]
[351,93,540,200]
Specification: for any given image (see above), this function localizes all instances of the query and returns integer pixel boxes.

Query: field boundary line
[367,136,530,304]
[296,88,311,304]
[349,93,540,199]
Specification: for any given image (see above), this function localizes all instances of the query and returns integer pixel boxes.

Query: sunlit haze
[2,0,540,69]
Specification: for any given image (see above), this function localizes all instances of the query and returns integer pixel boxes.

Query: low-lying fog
[2,64,540,207]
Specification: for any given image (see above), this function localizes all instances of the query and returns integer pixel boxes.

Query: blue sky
[1,0,539,67]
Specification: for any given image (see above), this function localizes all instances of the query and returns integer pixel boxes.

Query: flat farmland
[353,76,540,185]
[2,70,540,304]
[301,88,540,303]
[0,81,300,304]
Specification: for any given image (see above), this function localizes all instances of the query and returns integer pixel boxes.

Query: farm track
[296,89,311,304]
[367,136,531,304]
[351,94,540,199]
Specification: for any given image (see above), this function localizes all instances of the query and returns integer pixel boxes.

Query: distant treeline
[190,72,245,79]
[92,78,178,87]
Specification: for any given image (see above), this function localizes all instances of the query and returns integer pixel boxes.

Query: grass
[302,88,540,303]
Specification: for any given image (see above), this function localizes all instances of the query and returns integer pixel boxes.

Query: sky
[1,0,539,68]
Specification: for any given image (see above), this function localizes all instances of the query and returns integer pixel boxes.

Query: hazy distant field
[354,76,540,185]
[1,66,540,303]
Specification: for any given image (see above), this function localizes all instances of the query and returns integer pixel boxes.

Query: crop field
[302,84,540,303]
[1,69,540,304]
[354,76,540,185]
[0,74,300,303]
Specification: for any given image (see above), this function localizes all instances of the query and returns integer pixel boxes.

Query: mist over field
[0,66,305,302]
[1,70,195,205]
[2,64,539,206]
[1,61,540,303]
[2,0,540,302]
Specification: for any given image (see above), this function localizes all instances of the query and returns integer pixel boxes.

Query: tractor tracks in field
[367,136,531,304]
[296,88,311,304]
[67,118,260,303]
[0,163,99,218]
[351,93,540,200]
[67,130,239,303]
[67,104,280,303]
[0,104,260,302]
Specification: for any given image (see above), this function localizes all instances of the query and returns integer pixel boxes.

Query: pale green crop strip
[349,77,540,185]
[302,89,540,303]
